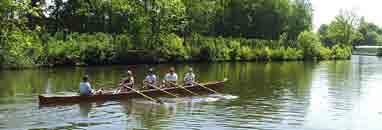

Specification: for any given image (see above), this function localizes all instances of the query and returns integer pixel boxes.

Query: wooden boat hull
[39,80,225,105]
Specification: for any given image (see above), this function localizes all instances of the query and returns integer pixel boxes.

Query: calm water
[1,55,382,130]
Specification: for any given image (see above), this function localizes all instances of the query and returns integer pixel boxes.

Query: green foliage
[47,34,81,65]
[156,33,187,62]
[1,30,43,67]
[77,33,115,64]
[113,33,133,62]
[358,19,382,45]
[331,45,352,59]
[319,10,362,46]
[0,0,356,68]
[377,48,382,57]
[317,46,332,60]
[47,33,115,65]
[237,46,254,60]
[297,31,321,59]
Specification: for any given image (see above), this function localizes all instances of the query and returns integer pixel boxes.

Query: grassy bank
[0,31,352,69]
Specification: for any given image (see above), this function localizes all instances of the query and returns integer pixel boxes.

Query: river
[0,55,382,130]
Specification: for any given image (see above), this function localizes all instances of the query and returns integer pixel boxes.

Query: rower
[119,70,135,93]
[183,67,196,86]
[79,75,103,96]
[143,68,157,89]
[164,67,178,88]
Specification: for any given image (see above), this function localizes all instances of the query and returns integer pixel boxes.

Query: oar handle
[192,81,220,94]
[122,84,161,103]
[168,81,199,96]
[146,83,178,98]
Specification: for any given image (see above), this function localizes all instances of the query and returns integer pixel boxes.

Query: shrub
[47,34,81,65]
[113,33,133,63]
[297,31,321,59]
[227,39,241,60]
[270,47,286,60]
[253,47,272,61]
[284,47,303,60]
[156,33,187,62]
[1,30,43,67]
[238,46,254,60]
[318,46,332,60]
[79,33,115,64]
[331,44,352,59]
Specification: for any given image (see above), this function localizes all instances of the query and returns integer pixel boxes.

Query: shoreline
[0,58,352,70]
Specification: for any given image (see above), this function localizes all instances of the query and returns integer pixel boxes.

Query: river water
[0,55,382,130]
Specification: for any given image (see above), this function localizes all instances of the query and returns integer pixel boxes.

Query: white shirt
[165,73,178,81]
[184,72,195,82]
[145,74,157,84]
[79,82,92,95]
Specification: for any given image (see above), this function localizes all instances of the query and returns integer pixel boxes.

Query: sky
[311,0,382,30]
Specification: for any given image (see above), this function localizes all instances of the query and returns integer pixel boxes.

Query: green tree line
[0,0,362,68]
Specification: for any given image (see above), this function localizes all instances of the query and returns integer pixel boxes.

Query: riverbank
[0,32,352,69]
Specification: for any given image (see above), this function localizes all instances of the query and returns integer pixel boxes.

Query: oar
[167,81,199,96]
[146,83,179,98]
[192,81,221,94]
[122,84,162,103]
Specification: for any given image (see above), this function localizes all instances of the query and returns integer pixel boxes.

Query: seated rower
[79,75,103,96]
[184,67,196,86]
[119,70,135,93]
[164,67,178,88]
[143,68,157,89]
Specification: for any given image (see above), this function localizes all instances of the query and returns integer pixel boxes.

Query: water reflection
[120,100,177,129]
[79,102,93,118]
[1,56,382,130]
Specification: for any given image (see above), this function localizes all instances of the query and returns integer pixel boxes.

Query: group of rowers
[79,67,196,96]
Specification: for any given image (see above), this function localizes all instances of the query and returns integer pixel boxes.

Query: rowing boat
[38,80,226,105]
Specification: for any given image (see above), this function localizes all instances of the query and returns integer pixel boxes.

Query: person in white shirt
[79,75,103,96]
[143,68,157,89]
[183,67,196,85]
[164,67,178,88]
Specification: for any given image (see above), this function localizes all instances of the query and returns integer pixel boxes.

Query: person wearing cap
[119,70,135,93]
[164,67,178,88]
[79,75,103,96]
[143,68,157,89]
[183,67,196,85]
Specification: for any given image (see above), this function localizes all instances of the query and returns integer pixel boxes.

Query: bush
[47,37,81,65]
[238,46,254,60]
[78,33,115,64]
[113,33,133,63]
[297,31,321,59]
[1,30,43,67]
[284,47,303,60]
[270,47,286,60]
[253,47,272,61]
[331,44,352,59]
[46,33,116,65]
[0,30,354,68]
[156,33,187,62]
[318,46,332,60]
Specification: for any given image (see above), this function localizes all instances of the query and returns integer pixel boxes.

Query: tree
[297,31,321,58]
[318,24,333,46]
[323,9,362,46]
[357,18,382,45]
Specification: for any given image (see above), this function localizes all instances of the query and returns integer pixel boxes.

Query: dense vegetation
[0,0,367,68]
